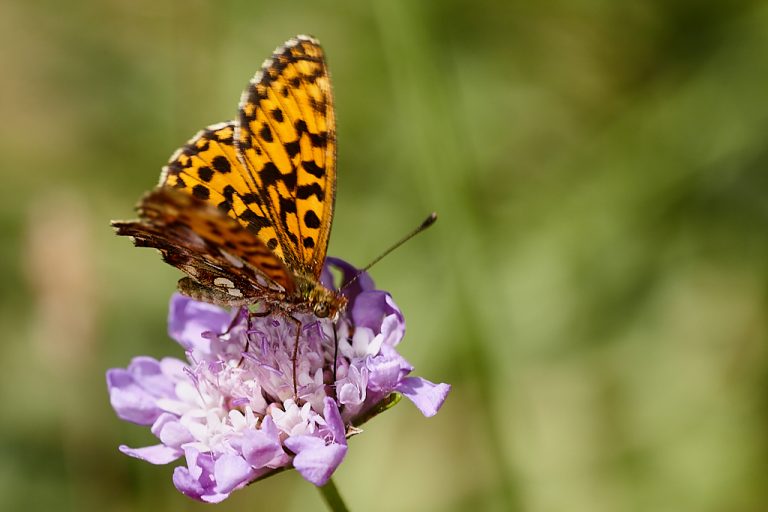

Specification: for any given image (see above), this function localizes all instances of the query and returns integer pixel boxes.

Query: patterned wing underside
[237,35,336,279]
[112,188,295,302]
[159,122,285,260]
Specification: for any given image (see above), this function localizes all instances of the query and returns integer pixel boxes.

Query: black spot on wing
[212,155,231,173]
[309,97,326,113]
[284,140,300,158]
[241,193,261,205]
[309,132,327,148]
[301,161,325,178]
[294,120,308,135]
[297,183,324,201]
[259,162,296,190]
[198,166,213,182]
[260,162,280,186]
[278,196,297,226]
[192,185,210,200]
[222,185,236,203]
[304,210,320,229]
[260,123,273,143]
[241,209,271,233]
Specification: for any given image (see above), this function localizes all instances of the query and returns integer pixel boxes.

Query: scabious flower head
[107,258,450,502]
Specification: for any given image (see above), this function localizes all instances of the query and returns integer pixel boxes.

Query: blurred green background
[2,0,768,510]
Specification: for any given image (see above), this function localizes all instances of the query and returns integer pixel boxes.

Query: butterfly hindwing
[112,188,295,305]
[236,35,336,279]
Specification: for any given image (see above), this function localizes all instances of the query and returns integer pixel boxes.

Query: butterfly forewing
[160,122,282,257]
[237,35,336,278]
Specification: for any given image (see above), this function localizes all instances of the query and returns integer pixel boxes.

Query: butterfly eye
[313,303,330,318]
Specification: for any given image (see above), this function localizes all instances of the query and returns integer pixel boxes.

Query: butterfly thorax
[292,272,347,320]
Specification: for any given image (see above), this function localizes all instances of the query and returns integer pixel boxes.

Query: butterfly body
[113,35,346,320]
[176,274,346,319]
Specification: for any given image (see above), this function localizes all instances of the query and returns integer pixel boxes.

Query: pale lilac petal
[285,434,324,453]
[323,397,346,444]
[351,291,398,331]
[174,449,231,503]
[214,453,256,494]
[129,357,178,396]
[337,364,367,406]
[184,446,203,480]
[366,356,402,393]
[379,311,405,347]
[150,412,177,437]
[241,433,282,468]
[173,466,229,503]
[106,368,133,390]
[297,445,347,486]
[108,384,160,424]
[241,422,286,468]
[158,357,188,380]
[119,444,182,464]
[168,293,232,351]
[286,435,348,486]
[156,418,194,447]
[396,377,451,417]
[107,361,168,424]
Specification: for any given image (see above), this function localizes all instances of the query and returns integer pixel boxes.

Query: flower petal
[241,419,286,468]
[323,397,346,444]
[107,357,173,425]
[214,453,256,494]
[155,416,194,448]
[285,435,347,486]
[119,444,182,464]
[337,364,367,406]
[351,291,403,333]
[168,293,232,352]
[173,466,229,503]
[396,377,451,417]
[326,257,375,296]
[366,355,402,393]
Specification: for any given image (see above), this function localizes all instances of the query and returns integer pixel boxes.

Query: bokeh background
[2,0,768,510]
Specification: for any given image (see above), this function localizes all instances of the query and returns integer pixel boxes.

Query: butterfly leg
[221,307,243,336]
[332,322,340,391]
[237,307,273,367]
[287,314,303,400]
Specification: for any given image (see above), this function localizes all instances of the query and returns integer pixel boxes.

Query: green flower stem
[318,478,350,512]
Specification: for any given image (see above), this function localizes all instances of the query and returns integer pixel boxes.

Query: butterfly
[113,35,347,320]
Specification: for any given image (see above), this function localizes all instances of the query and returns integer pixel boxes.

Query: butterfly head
[306,284,347,320]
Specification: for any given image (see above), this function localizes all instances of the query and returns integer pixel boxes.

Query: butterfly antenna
[340,212,437,291]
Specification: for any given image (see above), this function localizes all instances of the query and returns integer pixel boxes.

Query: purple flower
[107,259,450,502]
